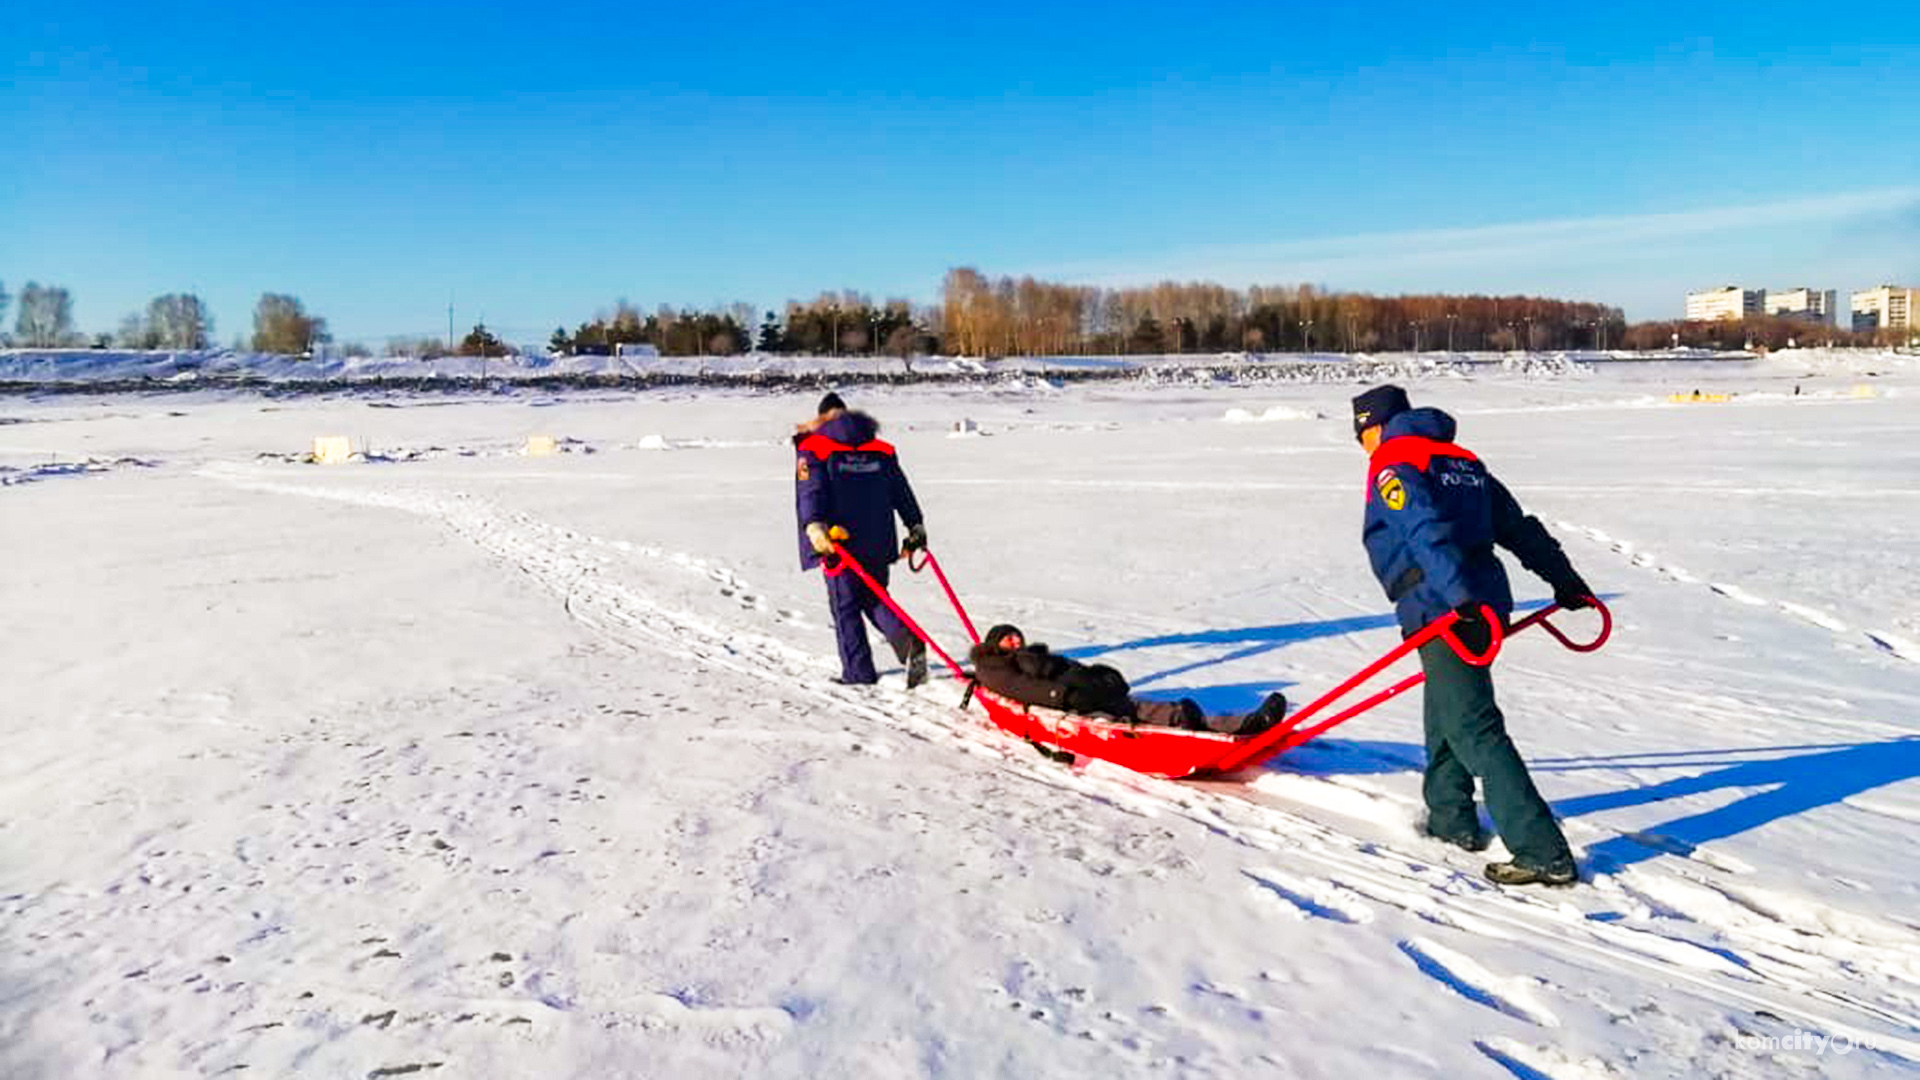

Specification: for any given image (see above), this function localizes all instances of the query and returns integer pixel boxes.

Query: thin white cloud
[1034,187,1920,307]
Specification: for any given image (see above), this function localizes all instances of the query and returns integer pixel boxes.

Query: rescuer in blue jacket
[795,394,930,687]
[1353,384,1594,887]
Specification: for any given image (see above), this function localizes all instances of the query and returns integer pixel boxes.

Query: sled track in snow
[201,463,1920,1066]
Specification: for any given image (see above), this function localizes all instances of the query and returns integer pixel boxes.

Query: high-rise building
[1764,287,1838,326]
[1851,286,1918,333]
[1685,286,1763,322]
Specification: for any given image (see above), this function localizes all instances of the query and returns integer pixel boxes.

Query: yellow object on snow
[1850,384,1878,399]
[524,434,559,456]
[311,436,354,464]
[1668,392,1732,404]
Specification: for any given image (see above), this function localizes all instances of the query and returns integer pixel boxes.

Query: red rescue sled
[825,543,1612,779]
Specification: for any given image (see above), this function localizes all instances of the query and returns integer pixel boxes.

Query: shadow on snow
[1541,737,1920,870]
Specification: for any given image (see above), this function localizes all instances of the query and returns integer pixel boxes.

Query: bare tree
[252,293,328,354]
[15,282,75,347]
[117,311,155,348]
[146,293,213,349]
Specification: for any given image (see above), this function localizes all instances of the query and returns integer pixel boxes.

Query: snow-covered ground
[3,352,1917,1078]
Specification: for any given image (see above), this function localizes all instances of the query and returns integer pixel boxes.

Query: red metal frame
[823,543,1612,779]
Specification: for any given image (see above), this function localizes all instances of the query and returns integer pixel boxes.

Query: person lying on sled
[968,623,1287,736]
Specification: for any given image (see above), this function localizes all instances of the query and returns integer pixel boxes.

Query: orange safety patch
[796,457,810,481]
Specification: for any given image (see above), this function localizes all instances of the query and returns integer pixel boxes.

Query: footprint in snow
[1709,582,1768,606]
[1865,629,1920,662]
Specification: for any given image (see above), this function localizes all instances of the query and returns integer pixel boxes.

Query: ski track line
[1553,518,1914,664]
[199,465,1920,1062]
[1475,1036,1623,1080]
[1396,936,1561,1028]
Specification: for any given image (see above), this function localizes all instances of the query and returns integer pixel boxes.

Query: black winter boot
[890,634,929,689]
[1423,823,1493,852]
[1235,692,1289,736]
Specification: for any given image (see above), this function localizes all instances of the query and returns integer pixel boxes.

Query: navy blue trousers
[827,562,909,684]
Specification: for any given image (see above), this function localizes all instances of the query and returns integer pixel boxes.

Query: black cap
[1351,384,1411,438]
[817,392,847,415]
[983,623,1023,650]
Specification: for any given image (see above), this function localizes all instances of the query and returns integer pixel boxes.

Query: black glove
[1451,602,1493,652]
[902,523,928,554]
[1553,574,1594,611]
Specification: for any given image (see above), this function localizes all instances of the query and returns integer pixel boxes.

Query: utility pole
[447,294,455,355]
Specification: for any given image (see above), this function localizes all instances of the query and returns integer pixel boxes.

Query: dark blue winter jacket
[795,411,924,571]
[1363,408,1578,635]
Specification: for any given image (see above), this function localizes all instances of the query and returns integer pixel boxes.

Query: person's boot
[1483,859,1578,887]
[1423,824,1493,853]
[1233,692,1289,736]
[1178,699,1216,732]
[889,634,929,689]
[904,638,928,689]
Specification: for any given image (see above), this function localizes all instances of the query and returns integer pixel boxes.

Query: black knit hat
[1351,384,1411,438]
[983,623,1024,651]
[817,392,847,415]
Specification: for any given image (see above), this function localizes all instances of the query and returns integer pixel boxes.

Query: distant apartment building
[1763,287,1838,326]
[1851,285,1918,332]
[1685,286,1763,322]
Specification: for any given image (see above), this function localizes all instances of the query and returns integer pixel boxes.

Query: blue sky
[5,1,1917,344]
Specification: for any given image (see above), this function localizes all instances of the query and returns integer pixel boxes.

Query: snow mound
[1222,405,1322,424]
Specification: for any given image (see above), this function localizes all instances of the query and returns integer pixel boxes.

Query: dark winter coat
[1363,407,1579,635]
[795,411,925,571]
[968,642,1133,716]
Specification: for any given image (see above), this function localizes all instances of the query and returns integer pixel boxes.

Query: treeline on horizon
[0,270,1904,359]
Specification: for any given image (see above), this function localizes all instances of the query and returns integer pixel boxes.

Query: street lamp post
[1299,319,1313,353]
[1447,313,1457,354]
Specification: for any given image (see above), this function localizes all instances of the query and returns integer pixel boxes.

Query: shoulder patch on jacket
[796,457,810,481]
[1376,470,1407,511]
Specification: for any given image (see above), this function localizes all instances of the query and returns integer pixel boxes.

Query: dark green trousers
[1418,638,1572,868]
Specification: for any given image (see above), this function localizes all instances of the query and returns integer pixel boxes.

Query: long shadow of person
[1542,737,1920,870]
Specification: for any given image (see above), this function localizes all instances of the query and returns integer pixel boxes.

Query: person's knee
[1449,729,1529,777]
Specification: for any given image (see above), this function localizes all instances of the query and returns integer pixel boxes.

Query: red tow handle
[1510,598,1612,653]
[1439,604,1505,666]
[906,547,981,646]
[822,541,969,683]
[1209,599,1612,774]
